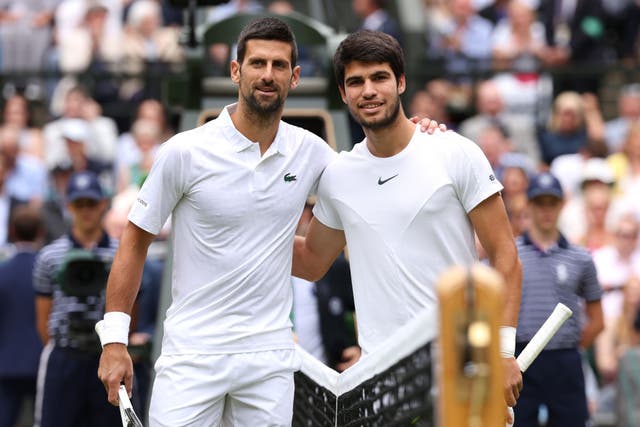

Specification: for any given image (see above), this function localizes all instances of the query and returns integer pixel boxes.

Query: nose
[261,64,275,83]
[362,79,376,98]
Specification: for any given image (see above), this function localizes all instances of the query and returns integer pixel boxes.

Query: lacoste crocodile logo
[378,174,398,185]
[284,173,297,182]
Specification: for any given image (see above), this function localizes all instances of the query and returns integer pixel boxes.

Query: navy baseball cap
[66,171,104,202]
[527,172,564,200]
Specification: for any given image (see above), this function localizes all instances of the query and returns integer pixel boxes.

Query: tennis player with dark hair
[97,17,442,426]
[293,29,523,422]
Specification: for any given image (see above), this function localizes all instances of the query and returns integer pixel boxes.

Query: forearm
[489,250,522,327]
[292,235,329,281]
[105,223,155,314]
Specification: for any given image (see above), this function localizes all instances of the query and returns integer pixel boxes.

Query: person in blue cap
[32,170,122,427]
[513,172,604,427]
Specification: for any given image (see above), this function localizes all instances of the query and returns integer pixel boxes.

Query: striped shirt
[33,232,118,350]
[516,232,602,350]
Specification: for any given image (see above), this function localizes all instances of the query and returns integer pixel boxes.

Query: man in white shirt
[96,17,441,426]
[293,29,523,422]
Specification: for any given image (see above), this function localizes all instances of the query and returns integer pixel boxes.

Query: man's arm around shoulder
[293,217,346,282]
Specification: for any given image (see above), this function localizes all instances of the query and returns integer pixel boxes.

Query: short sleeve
[128,137,189,235]
[312,167,343,231]
[450,135,503,212]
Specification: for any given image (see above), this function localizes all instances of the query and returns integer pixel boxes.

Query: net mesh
[293,311,437,427]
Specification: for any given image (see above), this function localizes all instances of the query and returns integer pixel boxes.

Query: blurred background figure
[56,1,122,105]
[459,79,541,165]
[115,118,161,193]
[352,0,403,44]
[1,94,44,160]
[0,206,44,427]
[0,0,55,101]
[607,121,640,216]
[119,0,184,102]
[33,170,122,427]
[592,212,640,385]
[490,0,553,122]
[537,91,606,168]
[44,85,118,171]
[604,84,640,154]
[0,125,47,208]
[558,158,617,248]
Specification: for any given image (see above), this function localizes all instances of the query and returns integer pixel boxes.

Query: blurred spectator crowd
[1,0,640,425]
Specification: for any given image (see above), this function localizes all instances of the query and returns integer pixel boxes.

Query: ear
[289,65,301,89]
[338,85,347,104]
[398,74,406,95]
[230,60,241,84]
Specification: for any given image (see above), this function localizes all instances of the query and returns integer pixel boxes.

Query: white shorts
[148,349,301,427]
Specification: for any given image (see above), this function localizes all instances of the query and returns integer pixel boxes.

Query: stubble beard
[351,96,401,131]
[241,83,286,119]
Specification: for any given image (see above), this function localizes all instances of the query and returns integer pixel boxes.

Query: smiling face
[231,39,300,117]
[339,60,405,131]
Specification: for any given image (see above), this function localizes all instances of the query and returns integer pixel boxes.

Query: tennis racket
[507,302,573,426]
[95,320,144,427]
[118,384,143,427]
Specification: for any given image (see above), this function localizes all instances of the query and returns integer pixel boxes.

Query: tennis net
[293,310,438,427]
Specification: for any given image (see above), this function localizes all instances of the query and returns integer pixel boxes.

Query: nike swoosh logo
[378,174,399,185]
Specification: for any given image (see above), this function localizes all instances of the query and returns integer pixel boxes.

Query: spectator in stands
[44,85,118,170]
[116,99,174,166]
[551,139,611,200]
[537,91,606,167]
[537,0,611,95]
[0,0,56,100]
[33,170,121,427]
[459,79,540,164]
[54,0,123,43]
[115,118,161,193]
[408,89,452,129]
[514,172,603,427]
[56,0,122,104]
[605,83,640,154]
[60,118,115,195]
[607,121,640,213]
[557,158,616,246]
[119,0,184,102]
[576,182,615,252]
[592,212,640,384]
[1,93,44,160]
[0,125,47,207]
[504,192,530,237]
[40,162,74,244]
[489,0,554,121]
[0,205,44,427]
[426,0,494,105]
[352,0,403,44]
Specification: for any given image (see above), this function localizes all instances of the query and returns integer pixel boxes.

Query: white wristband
[95,312,131,347]
[499,326,516,358]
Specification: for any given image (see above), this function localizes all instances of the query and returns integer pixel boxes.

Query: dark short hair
[10,205,43,242]
[236,17,298,68]
[333,30,404,90]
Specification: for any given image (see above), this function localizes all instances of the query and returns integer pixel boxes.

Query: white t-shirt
[129,104,336,355]
[313,127,502,354]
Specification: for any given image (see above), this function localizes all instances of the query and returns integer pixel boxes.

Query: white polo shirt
[129,104,336,355]
[313,126,502,354]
